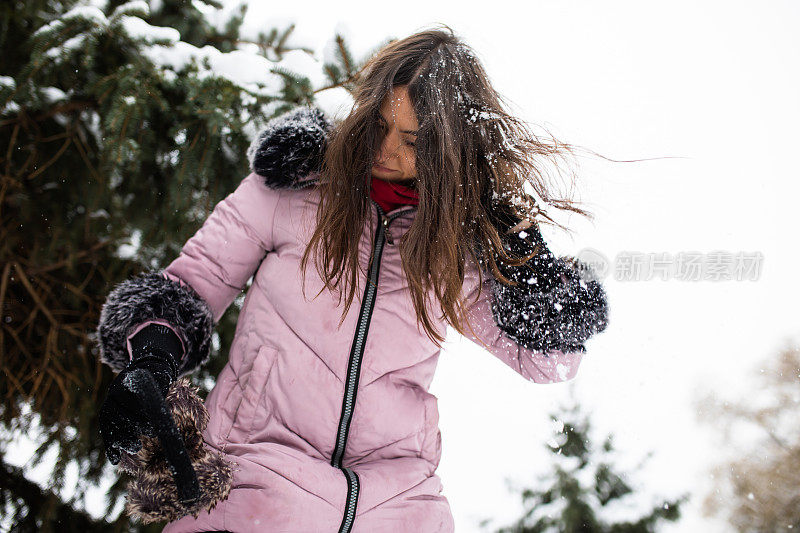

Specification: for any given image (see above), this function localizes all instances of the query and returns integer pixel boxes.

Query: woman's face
[372,85,418,183]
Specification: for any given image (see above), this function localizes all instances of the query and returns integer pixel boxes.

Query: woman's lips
[373,163,396,172]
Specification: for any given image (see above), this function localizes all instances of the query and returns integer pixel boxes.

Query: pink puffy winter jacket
[96,106,609,532]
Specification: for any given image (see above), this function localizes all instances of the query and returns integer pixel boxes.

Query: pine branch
[0,455,110,532]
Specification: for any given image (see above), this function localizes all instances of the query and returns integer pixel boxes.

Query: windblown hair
[299,24,592,347]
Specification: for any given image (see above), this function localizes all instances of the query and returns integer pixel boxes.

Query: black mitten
[98,323,184,464]
[116,378,235,524]
[491,219,609,353]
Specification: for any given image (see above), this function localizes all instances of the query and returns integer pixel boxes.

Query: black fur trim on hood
[489,221,610,353]
[95,271,214,376]
[247,105,332,190]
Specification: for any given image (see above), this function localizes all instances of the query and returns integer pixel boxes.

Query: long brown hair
[299,24,593,348]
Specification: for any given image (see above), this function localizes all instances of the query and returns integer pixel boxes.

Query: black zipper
[332,201,410,533]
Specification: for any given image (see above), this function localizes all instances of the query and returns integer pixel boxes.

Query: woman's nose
[378,135,400,161]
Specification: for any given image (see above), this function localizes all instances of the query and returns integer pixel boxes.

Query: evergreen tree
[487,391,688,533]
[0,1,377,529]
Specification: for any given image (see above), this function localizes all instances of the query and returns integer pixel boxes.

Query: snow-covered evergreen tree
[489,391,688,533]
[0,1,371,529]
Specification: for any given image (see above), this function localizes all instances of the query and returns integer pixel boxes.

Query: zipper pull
[382,217,394,244]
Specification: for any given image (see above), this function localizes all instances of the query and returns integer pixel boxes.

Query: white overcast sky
[225,1,798,531]
[8,1,798,531]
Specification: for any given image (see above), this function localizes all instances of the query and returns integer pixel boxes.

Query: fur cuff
[117,378,234,524]
[490,225,609,353]
[247,105,331,190]
[96,271,214,375]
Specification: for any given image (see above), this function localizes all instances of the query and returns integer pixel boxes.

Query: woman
[96,27,608,532]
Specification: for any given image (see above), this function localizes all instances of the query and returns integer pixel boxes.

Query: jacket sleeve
[460,221,609,384]
[95,172,282,376]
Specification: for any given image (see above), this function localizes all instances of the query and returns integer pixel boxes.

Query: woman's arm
[95,172,281,376]
[159,172,279,325]
[95,106,330,377]
[461,219,609,384]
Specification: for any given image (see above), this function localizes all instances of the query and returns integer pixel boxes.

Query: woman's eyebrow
[378,113,418,135]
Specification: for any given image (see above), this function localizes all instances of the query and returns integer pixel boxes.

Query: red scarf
[368,175,419,213]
